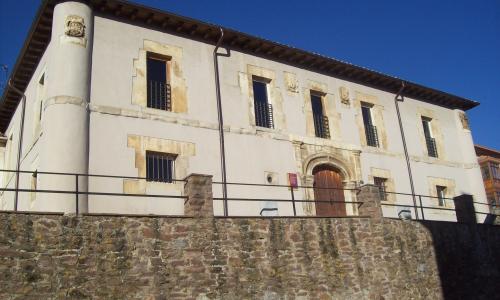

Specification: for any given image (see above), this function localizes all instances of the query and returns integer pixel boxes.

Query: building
[475,145,500,210]
[0,0,488,220]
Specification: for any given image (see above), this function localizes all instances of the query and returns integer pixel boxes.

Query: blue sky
[1,0,499,149]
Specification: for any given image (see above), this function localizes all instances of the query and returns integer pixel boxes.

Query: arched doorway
[313,165,346,217]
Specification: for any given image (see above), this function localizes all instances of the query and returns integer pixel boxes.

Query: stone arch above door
[304,153,353,183]
[292,142,362,216]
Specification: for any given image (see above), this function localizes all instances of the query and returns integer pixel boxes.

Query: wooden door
[313,166,346,217]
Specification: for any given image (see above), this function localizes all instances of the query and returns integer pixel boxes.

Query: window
[481,165,491,180]
[361,104,379,147]
[374,177,387,200]
[311,92,330,139]
[147,53,171,111]
[146,151,176,183]
[252,78,274,128]
[38,74,45,121]
[422,117,438,158]
[436,185,447,206]
[491,162,500,180]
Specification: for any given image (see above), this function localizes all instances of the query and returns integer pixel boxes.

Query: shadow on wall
[420,195,500,300]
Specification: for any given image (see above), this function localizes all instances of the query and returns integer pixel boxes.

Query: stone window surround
[417,107,446,160]
[243,65,287,132]
[303,80,341,141]
[367,167,395,202]
[132,40,188,114]
[427,177,456,209]
[125,135,195,194]
[353,91,388,150]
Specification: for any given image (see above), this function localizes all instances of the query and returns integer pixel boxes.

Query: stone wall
[1,211,499,299]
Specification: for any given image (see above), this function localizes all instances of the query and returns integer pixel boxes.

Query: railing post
[357,185,383,220]
[75,174,79,214]
[290,185,296,217]
[419,195,425,220]
[184,174,213,217]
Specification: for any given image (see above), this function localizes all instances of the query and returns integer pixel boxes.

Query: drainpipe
[7,79,27,211]
[394,81,419,219]
[213,28,229,216]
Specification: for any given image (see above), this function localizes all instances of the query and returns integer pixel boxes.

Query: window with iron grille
[361,104,379,147]
[436,185,447,206]
[374,177,387,200]
[422,117,438,158]
[252,78,274,128]
[147,53,172,111]
[146,151,176,183]
[311,92,330,139]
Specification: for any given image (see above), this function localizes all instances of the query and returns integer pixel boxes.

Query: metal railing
[0,169,186,214]
[426,137,438,158]
[313,115,330,139]
[212,180,361,217]
[0,168,498,222]
[254,102,274,129]
[364,124,379,147]
[147,80,172,111]
[378,189,497,222]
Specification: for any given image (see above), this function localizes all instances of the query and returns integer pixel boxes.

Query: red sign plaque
[288,173,298,188]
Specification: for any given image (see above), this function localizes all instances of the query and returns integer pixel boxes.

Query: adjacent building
[0,0,488,220]
[475,145,500,211]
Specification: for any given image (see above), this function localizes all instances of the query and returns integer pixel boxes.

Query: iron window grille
[147,80,172,111]
[365,124,380,147]
[436,185,447,206]
[146,151,176,183]
[255,101,274,129]
[374,177,387,201]
[426,137,438,158]
[313,115,330,139]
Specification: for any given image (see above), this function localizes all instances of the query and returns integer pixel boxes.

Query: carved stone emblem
[339,86,350,104]
[65,15,85,37]
[459,112,470,130]
[284,72,299,93]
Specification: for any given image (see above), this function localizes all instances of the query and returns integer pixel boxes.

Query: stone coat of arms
[65,15,85,38]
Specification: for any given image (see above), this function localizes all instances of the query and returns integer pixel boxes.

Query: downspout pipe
[7,79,27,211]
[213,28,229,216]
[394,81,419,219]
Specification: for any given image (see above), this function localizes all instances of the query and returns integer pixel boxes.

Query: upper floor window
[310,92,330,139]
[422,117,438,158]
[252,77,274,128]
[436,185,447,206]
[374,177,387,200]
[361,104,379,147]
[491,162,500,180]
[38,73,45,121]
[481,165,491,180]
[146,151,176,183]
[147,53,172,111]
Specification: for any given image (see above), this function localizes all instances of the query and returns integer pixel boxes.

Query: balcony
[364,124,379,147]
[313,115,330,139]
[147,80,172,111]
[426,137,438,158]
[254,102,274,129]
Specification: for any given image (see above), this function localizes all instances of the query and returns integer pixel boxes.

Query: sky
[1,0,499,149]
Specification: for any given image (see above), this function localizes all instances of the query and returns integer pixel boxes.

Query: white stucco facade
[0,1,488,221]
